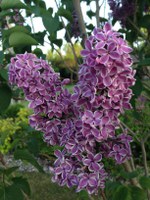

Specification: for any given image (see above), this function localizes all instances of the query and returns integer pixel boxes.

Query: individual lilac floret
[109,144,128,164]
[83,153,103,171]
[8,22,135,195]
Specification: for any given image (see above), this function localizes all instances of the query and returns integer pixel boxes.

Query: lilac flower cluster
[9,23,135,194]
[108,0,135,27]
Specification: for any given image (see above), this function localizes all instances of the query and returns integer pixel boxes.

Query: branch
[30,16,35,33]
[12,97,25,101]
[130,153,136,171]
[140,140,150,200]
[140,140,149,177]
[119,122,136,171]
[120,123,140,187]
[123,160,140,187]
[39,153,54,160]
[143,132,150,143]
[127,18,150,45]
[53,46,78,75]
[0,153,6,167]
[44,40,78,76]
[95,0,100,27]
[72,0,87,46]
[55,0,79,69]
[88,194,95,200]
[120,121,140,142]
[100,189,107,200]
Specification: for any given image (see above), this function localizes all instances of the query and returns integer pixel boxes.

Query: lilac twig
[73,0,87,45]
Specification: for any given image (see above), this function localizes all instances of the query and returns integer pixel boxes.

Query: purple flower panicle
[9,23,135,195]
[108,0,135,27]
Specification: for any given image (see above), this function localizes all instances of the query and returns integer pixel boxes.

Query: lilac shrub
[9,23,136,194]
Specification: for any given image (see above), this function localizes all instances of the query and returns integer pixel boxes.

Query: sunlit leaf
[9,32,38,47]
[1,0,27,10]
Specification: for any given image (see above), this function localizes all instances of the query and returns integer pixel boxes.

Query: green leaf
[39,0,46,9]
[0,51,4,64]
[32,31,46,45]
[78,190,89,200]
[48,33,63,48]
[27,137,40,156]
[3,26,30,37]
[0,10,13,18]
[12,177,31,196]
[4,166,19,176]
[33,48,45,59]
[52,39,63,48]
[9,32,38,47]
[0,69,8,81]
[0,186,5,199]
[139,15,150,29]
[61,0,73,10]
[105,181,122,199]
[14,149,44,173]
[139,176,150,190]
[112,185,131,200]
[138,58,150,66]
[120,170,139,180]
[86,24,95,31]
[126,30,138,43]
[131,76,143,98]
[87,10,95,19]
[0,167,5,174]
[31,6,47,16]
[1,0,27,10]
[42,13,59,34]
[5,185,24,200]
[129,186,147,200]
[0,84,12,113]
[0,184,24,200]
[57,7,73,22]
[143,86,150,97]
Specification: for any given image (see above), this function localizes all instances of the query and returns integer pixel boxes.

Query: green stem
[120,121,140,142]
[2,173,5,200]
[140,140,150,200]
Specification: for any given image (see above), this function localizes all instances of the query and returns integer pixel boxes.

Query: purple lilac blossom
[8,23,135,195]
[108,0,135,27]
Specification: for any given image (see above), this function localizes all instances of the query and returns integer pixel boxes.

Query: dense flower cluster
[9,23,135,194]
[108,0,135,27]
